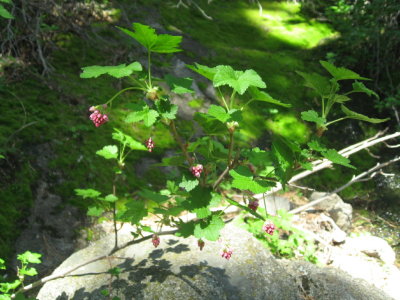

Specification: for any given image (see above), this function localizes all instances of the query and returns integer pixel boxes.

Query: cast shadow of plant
[55,239,239,300]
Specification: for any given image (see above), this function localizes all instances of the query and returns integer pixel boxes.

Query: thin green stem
[217,87,229,110]
[229,90,236,110]
[105,87,144,105]
[241,98,255,109]
[262,193,268,219]
[147,51,152,89]
[325,117,349,127]
[321,97,325,118]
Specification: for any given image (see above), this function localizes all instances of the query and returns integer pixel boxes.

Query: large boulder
[37,222,393,300]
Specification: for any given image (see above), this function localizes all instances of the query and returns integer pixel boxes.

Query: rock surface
[310,192,353,231]
[37,222,393,300]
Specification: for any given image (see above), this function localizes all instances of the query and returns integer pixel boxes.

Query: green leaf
[194,215,225,241]
[0,0,12,4]
[80,62,142,79]
[139,189,169,204]
[186,63,218,81]
[213,65,266,95]
[229,166,273,193]
[103,194,118,203]
[175,221,195,238]
[320,61,369,81]
[112,129,147,151]
[301,110,326,126]
[19,267,37,277]
[296,71,331,97]
[17,251,41,264]
[179,175,199,192]
[341,105,389,123]
[121,200,148,224]
[155,98,178,120]
[182,186,213,219]
[322,149,355,169]
[248,87,291,107]
[125,107,158,126]
[0,154,4,159]
[153,206,184,216]
[75,188,101,199]
[0,4,13,19]
[299,161,313,171]
[332,94,351,103]
[350,81,379,98]
[96,145,118,159]
[271,135,294,185]
[143,108,159,127]
[165,75,194,94]
[207,105,230,123]
[87,206,104,217]
[242,147,272,167]
[307,140,327,152]
[0,258,5,270]
[117,23,182,53]
[194,112,226,135]
[0,280,21,294]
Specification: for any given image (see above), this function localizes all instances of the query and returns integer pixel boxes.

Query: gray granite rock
[37,222,393,300]
[310,192,353,231]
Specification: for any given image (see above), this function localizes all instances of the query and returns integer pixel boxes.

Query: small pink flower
[248,199,259,211]
[263,220,276,235]
[190,164,203,178]
[145,137,155,152]
[89,110,108,127]
[89,106,96,112]
[198,239,205,251]
[220,247,233,260]
[152,234,160,248]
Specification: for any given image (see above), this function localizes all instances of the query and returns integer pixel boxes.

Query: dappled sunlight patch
[266,113,309,144]
[243,2,336,49]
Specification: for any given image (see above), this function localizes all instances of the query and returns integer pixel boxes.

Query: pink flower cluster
[220,248,233,260]
[190,164,203,178]
[198,239,205,251]
[152,234,160,248]
[89,106,108,127]
[248,199,259,211]
[145,137,155,152]
[263,220,276,235]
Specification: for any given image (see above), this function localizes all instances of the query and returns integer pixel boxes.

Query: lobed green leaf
[341,105,389,123]
[117,23,182,53]
[80,62,142,79]
[96,145,118,159]
[194,214,225,241]
[248,87,291,107]
[320,61,369,81]
[213,65,266,95]
[322,149,355,169]
[165,75,194,94]
[301,110,326,126]
[75,188,101,199]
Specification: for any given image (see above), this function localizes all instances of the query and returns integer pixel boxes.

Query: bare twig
[253,131,400,199]
[288,156,400,215]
